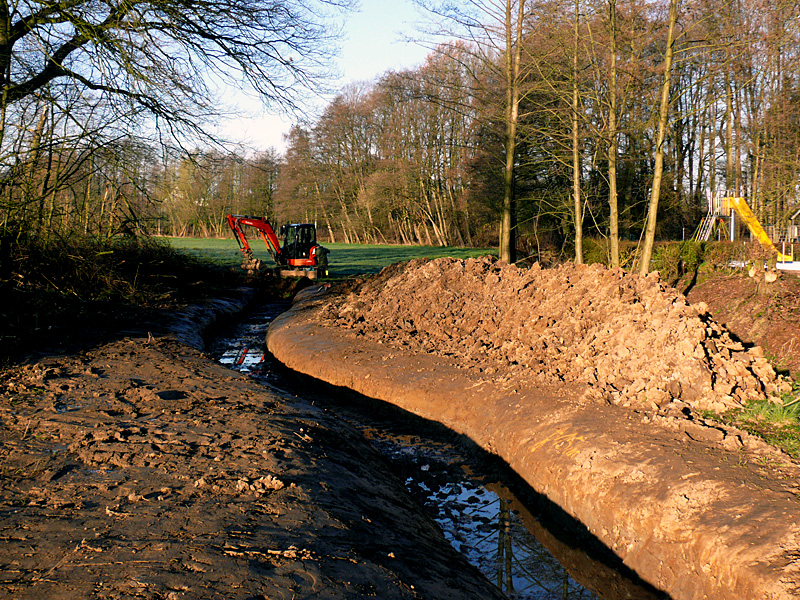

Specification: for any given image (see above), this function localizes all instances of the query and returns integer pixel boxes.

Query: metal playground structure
[694,192,799,270]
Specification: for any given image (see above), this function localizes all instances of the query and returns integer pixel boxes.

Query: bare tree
[268,0,800,259]
[572,0,584,264]
[0,0,349,137]
[0,0,350,236]
[498,0,527,263]
[639,0,680,275]
[606,0,620,267]
[414,0,533,262]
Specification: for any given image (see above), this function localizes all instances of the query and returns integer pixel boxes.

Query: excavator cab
[281,224,317,261]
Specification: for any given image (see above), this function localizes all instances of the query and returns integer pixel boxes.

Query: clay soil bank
[4,257,800,600]
[267,258,800,600]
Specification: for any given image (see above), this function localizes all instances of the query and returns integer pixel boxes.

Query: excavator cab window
[282,224,316,259]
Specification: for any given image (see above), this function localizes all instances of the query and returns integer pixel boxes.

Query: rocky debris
[322,257,791,413]
[684,271,800,375]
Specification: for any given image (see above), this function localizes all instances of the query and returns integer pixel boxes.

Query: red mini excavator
[226,214,329,279]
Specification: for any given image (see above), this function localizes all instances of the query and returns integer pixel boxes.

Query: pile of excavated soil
[322,257,791,413]
[269,260,800,600]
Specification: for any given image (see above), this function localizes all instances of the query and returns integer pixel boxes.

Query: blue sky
[217,0,431,152]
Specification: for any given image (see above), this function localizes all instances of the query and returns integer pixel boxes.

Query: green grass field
[163,237,495,277]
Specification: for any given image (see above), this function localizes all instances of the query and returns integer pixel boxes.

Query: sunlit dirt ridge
[267,258,800,600]
[323,257,791,413]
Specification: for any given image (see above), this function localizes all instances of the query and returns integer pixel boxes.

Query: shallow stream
[209,301,665,600]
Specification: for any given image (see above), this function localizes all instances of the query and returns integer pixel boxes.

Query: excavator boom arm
[226,214,282,264]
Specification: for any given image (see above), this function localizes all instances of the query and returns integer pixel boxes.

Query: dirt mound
[269,300,800,600]
[322,257,790,413]
[684,271,800,375]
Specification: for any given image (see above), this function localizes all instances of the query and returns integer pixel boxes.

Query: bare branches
[1,0,350,140]
[0,0,349,237]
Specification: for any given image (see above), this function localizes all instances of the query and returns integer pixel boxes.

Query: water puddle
[210,302,666,600]
[212,302,287,386]
[359,427,599,599]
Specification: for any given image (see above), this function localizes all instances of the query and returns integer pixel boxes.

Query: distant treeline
[1,0,798,266]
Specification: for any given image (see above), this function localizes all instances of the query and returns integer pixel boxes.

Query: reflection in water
[213,303,288,383]
[221,344,265,372]
[498,496,513,594]
[210,302,667,600]
[360,429,600,600]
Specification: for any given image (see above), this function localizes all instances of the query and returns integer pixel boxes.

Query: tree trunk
[572,0,583,264]
[31,106,49,235]
[0,0,10,152]
[725,73,734,193]
[734,83,743,197]
[499,0,525,264]
[753,137,762,220]
[639,0,679,276]
[608,0,620,267]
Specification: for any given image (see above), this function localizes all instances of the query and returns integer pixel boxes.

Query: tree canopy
[273,0,800,267]
[3,0,800,273]
[0,0,349,135]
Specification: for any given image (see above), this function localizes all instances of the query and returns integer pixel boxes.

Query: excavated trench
[264,258,800,600]
[209,302,665,600]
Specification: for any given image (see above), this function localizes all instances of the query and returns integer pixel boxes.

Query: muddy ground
[0,332,505,599]
[2,258,800,599]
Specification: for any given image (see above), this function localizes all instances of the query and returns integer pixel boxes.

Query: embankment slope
[267,258,800,600]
